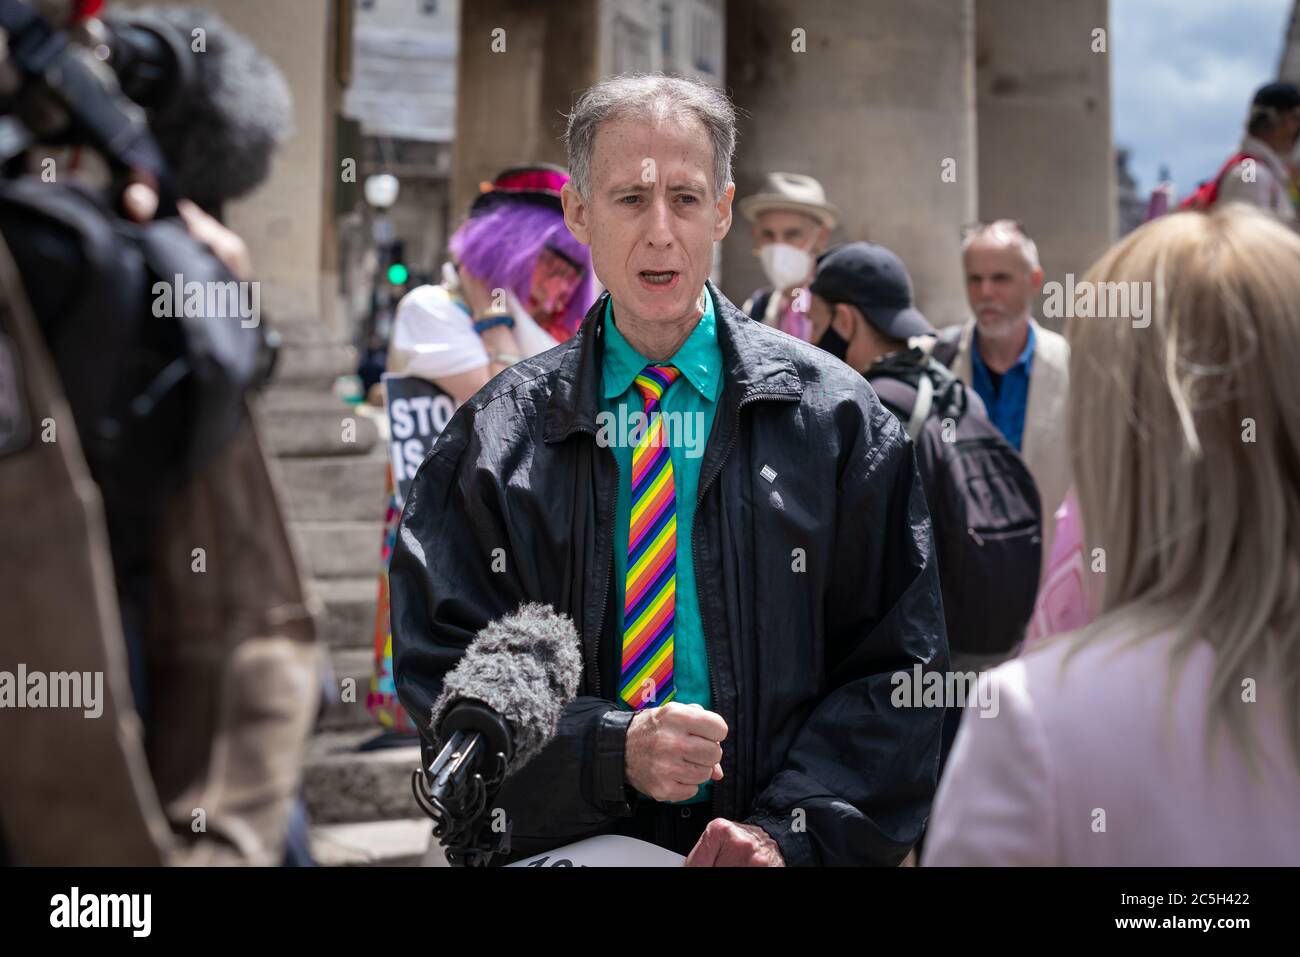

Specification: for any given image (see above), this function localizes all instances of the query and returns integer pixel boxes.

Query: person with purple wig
[365,165,597,739]
[387,164,596,406]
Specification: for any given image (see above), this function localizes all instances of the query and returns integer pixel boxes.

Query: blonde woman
[924,205,1300,865]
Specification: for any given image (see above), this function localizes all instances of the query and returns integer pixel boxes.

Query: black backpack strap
[931,324,963,370]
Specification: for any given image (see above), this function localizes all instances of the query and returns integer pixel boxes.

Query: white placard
[506,834,685,868]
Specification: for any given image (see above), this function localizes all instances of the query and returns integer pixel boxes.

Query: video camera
[0,0,286,626]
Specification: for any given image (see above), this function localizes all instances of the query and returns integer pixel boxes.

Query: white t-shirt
[387,283,560,381]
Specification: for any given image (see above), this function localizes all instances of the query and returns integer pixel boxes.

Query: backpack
[1177,152,1254,212]
[868,347,1042,658]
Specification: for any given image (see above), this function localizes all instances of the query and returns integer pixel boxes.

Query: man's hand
[624,702,726,803]
[685,819,785,867]
[178,199,252,280]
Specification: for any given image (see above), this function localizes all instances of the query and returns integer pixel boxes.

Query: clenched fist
[624,702,727,803]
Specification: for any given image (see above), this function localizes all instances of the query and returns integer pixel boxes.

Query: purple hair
[448,202,596,338]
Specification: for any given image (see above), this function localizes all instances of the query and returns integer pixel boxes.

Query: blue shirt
[970,323,1035,452]
[598,290,721,804]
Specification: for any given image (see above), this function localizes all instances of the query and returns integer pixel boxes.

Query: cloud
[1114,0,1292,196]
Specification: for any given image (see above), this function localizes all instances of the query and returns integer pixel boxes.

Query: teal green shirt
[599,289,721,804]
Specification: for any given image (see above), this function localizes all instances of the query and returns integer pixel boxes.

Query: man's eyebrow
[607,182,653,196]
[606,181,708,196]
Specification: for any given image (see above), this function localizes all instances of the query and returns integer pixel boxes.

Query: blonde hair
[1065,204,1300,771]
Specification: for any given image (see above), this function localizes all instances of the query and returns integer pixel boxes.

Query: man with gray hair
[392,73,946,866]
[938,219,1071,563]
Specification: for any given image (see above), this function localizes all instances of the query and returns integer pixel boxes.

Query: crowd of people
[4,0,1297,868]
[376,74,1300,866]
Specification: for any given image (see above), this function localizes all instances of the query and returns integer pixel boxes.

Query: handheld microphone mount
[410,700,513,866]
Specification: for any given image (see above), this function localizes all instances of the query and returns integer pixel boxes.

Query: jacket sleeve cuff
[591,708,636,816]
[744,810,817,867]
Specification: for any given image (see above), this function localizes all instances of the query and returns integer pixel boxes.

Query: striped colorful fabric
[620,363,683,709]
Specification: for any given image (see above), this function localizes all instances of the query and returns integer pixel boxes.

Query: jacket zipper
[693,390,800,818]
[575,425,618,699]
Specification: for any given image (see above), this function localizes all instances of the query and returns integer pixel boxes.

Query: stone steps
[320,647,377,731]
[279,453,388,522]
[294,520,386,580]
[272,342,357,387]
[264,407,379,458]
[309,818,440,867]
[262,334,409,860]
[309,576,379,650]
[302,729,424,824]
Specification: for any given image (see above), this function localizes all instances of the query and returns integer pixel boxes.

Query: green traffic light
[387,263,409,285]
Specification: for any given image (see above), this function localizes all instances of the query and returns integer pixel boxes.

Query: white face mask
[758,242,814,292]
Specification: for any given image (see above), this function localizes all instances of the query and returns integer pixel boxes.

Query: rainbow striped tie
[620,363,683,710]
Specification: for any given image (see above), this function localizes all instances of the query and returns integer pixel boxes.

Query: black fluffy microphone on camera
[412,603,583,866]
[103,5,293,215]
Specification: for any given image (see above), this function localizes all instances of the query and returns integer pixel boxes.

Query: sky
[1113,0,1293,197]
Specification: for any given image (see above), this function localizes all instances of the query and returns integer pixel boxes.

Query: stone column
[724,0,979,327]
[1277,0,1300,83]
[975,0,1115,302]
[450,0,600,221]
[193,0,346,337]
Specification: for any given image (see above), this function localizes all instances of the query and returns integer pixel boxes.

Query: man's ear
[713,182,736,242]
[1030,265,1045,294]
[562,183,591,245]
[833,303,859,340]
[815,224,830,253]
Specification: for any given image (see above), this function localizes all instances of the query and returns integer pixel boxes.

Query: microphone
[103,5,293,213]
[413,602,583,866]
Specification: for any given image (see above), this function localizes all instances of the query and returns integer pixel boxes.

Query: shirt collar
[973,320,1036,375]
[601,287,722,402]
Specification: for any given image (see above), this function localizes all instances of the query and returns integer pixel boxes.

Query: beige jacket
[946,318,1072,563]
[0,234,320,866]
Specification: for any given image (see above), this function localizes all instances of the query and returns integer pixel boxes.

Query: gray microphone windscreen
[431,603,583,772]
[123,6,294,209]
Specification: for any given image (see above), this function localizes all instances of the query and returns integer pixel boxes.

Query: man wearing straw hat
[738,172,839,341]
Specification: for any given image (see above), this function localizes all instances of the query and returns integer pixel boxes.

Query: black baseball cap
[1252,81,1300,112]
[809,242,934,341]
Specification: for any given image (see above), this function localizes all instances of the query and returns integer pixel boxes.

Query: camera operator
[0,0,320,866]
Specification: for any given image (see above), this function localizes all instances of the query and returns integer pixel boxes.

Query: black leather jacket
[390,282,949,866]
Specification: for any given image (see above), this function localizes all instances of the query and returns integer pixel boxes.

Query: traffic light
[384,240,408,288]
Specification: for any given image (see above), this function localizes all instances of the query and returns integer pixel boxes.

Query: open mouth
[639,270,680,289]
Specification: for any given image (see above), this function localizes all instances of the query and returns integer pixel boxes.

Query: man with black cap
[1209,81,1300,223]
[808,242,1041,695]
